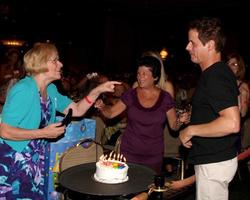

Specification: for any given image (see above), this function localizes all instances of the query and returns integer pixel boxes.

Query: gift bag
[45,117,96,200]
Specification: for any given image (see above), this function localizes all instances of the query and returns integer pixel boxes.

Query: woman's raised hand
[96,81,121,93]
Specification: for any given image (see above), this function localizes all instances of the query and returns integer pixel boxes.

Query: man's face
[186,29,209,65]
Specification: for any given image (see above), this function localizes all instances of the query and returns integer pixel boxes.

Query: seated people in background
[0,42,120,199]
[95,56,189,174]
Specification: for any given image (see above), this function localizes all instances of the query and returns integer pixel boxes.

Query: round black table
[59,162,155,198]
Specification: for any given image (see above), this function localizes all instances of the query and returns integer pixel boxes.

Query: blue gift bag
[45,118,96,200]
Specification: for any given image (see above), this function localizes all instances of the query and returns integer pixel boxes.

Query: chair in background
[59,139,103,172]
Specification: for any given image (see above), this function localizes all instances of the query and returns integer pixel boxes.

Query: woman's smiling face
[137,66,155,88]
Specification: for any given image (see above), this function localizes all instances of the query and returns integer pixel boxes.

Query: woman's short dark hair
[137,56,161,81]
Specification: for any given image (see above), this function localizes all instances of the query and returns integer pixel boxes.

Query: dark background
[0,0,249,79]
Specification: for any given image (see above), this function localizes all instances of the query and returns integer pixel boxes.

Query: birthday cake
[94,153,129,184]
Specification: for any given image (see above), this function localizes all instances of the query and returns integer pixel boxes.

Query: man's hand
[179,126,193,148]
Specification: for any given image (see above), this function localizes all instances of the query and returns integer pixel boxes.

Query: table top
[59,162,155,197]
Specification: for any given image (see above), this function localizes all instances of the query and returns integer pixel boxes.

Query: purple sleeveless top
[120,88,174,169]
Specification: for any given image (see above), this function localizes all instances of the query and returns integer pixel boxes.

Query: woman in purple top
[96,56,188,173]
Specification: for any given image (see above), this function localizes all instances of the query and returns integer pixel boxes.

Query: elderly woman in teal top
[0,42,120,199]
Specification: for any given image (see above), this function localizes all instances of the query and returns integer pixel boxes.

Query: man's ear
[207,40,215,51]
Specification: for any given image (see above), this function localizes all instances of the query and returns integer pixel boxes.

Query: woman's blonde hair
[23,42,58,75]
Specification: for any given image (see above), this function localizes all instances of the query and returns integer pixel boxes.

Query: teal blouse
[0,76,72,152]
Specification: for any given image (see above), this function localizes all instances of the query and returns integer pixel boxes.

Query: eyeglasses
[227,62,238,67]
[48,57,60,63]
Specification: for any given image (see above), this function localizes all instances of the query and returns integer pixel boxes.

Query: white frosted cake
[94,154,129,184]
